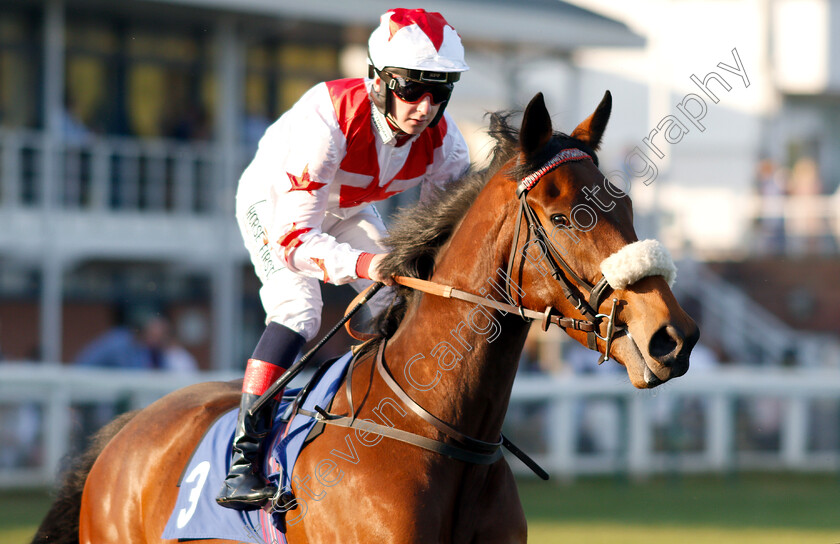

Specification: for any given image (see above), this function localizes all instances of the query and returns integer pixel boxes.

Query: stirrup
[216,480,277,510]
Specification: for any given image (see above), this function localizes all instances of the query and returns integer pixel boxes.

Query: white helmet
[368,8,468,82]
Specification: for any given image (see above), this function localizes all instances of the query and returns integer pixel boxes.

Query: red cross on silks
[339,179,403,208]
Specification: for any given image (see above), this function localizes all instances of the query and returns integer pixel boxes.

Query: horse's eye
[551,213,570,227]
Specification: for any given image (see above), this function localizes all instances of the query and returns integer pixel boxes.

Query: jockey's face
[375,78,441,135]
[392,93,439,134]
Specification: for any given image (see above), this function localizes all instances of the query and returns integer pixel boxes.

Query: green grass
[7,474,840,543]
[526,524,839,544]
[518,473,840,543]
[0,488,53,543]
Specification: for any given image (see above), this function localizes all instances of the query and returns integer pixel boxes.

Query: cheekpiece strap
[516,148,593,197]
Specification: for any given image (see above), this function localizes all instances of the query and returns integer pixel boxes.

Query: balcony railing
[0,129,251,215]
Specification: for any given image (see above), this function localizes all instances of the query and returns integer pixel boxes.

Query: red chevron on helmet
[368,8,469,76]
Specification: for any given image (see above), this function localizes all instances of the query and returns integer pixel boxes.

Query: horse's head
[506,92,699,388]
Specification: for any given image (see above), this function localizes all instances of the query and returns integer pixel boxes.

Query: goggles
[379,70,454,105]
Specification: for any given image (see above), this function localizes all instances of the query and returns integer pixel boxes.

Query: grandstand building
[0,0,643,368]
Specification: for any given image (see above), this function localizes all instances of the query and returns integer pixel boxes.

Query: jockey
[217,8,470,510]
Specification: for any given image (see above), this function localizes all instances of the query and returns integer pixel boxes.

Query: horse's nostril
[649,325,682,361]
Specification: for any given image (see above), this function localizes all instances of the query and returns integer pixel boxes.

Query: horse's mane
[358,110,584,355]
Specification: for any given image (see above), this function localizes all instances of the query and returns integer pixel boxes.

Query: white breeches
[237,201,392,342]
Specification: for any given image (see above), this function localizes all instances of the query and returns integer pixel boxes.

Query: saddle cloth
[162,351,353,543]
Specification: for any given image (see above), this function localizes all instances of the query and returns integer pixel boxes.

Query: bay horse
[32,91,698,544]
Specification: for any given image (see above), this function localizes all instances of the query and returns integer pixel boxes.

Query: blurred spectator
[154,318,198,372]
[740,396,783,451]
[72,314,197,447]
[75,324,138,369]
[787,156,825,253]
[789,156,823,196]
[75,315,197,372]
[166,105,211,141]
[754,158,786,253]
[62,93,93,144]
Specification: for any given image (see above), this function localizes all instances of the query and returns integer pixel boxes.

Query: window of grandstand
[242,23,341,146]
[124,26,215,140]
[0,7,40,129]
[64,19,114,137]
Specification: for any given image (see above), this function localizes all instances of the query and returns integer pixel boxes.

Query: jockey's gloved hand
[369,253,395,286]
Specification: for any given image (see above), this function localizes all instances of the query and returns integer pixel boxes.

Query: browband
[517,147,594,197]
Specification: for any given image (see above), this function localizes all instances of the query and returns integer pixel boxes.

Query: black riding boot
[216,391,279,510]
[216,323,304,510]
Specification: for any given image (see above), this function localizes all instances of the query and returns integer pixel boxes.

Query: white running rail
[2,364,840,487]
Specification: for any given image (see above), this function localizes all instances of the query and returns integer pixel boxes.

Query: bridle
[505,144,622,363]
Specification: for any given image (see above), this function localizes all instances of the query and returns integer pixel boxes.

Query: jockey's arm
[271,186,369,285]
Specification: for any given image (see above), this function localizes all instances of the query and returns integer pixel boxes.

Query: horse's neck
[385,180,529,441]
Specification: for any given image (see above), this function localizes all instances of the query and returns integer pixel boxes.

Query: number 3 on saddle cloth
[162,351,354,543]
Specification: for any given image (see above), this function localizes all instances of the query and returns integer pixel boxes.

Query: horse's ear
[520,93,553,157]
[570,90,612,151]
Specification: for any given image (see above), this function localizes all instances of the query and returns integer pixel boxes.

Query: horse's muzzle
[647,322,699,381]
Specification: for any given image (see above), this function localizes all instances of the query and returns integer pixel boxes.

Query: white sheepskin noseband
[599,239,676,289]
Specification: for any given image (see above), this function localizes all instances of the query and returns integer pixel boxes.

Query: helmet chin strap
[384,106,408,137]
[370,83,406,138]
